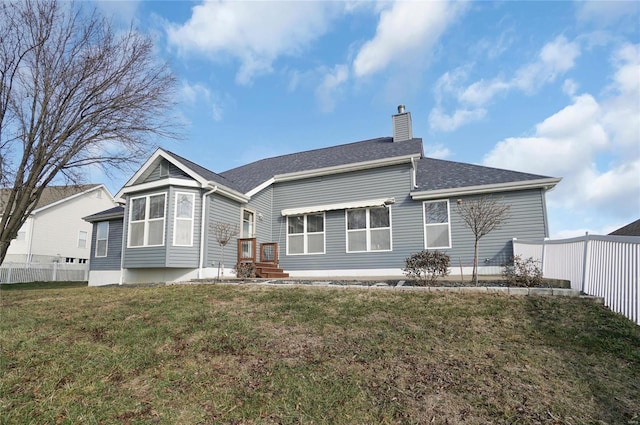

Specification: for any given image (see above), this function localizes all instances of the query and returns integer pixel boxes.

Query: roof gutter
[410,177,562,200]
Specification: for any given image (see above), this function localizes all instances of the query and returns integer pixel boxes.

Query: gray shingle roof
[0,184,100,211]
[414,157,552,191]
[164,150,243,191]
[609,219,640,236]
[220,137,424,193]
[83,206,125,222]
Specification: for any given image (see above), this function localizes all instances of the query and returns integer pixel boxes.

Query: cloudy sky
[97,0,639,239]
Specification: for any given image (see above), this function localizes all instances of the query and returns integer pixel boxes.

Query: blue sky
[95,0,639,239]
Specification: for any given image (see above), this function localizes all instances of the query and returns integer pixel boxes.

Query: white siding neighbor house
[3,185,116,264]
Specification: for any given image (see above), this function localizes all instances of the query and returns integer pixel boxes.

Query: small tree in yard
[211,222,238,278]
[403,250,450,286]
[456,196,511,285]
[0,0,178,265]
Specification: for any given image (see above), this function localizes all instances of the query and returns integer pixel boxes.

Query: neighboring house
[85,106,561,286]
[2,185,117,264]
[609,219,640,236]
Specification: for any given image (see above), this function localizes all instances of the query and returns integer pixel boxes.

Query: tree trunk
[473,238,479,286]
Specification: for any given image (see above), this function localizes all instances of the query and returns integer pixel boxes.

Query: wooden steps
[255,262,289,278]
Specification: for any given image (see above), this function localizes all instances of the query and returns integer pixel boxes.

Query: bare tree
[456,196,511,285]
[211,222,239,278]
[0,0,178,264]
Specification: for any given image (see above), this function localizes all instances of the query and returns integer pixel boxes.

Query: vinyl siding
[246,186,273,245]
[142,161,190,183]
[447,189,548,267]
[89,218,123,271]
[204,193,243,269]
[271,165,550,273]
[273,164,419,271]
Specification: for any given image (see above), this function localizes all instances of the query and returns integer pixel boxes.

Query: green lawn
[1,282,639,424]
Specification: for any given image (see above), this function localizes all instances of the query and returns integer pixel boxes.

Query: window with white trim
[287,213,325,255]
[242,209,255,238]
[346,206,392,252]
[173,192,195,246]
[78,231,88,248]
[128,193,166,247]
[96,222,109,257]
[423,200,451,249]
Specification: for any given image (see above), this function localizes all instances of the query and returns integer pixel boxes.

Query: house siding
[89,218,123,271]
[246,186,273,245]
[272,164,419,271]
[142,161,190,183]
[448,189,548,268]
[204,193,243,269]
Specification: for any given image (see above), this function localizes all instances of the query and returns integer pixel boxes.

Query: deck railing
[237,238,279,266]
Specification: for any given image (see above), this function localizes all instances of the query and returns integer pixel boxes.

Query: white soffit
[281,197,395,216]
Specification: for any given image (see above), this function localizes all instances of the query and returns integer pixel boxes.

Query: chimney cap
[397,104,406,114]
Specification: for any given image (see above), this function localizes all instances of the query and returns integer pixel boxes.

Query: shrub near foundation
[403,250,450,285]
[502,255,544,287]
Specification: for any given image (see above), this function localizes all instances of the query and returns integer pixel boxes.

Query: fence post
[581,232,590,293]
[7,264,12,284]
[52,262,58,281]
[541,238,548,276]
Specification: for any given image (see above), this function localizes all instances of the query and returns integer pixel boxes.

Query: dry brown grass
[1,282,639,424]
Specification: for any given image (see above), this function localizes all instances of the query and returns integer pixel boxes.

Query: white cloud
[352,1,466,78]
[424,144,451,159]
[562,79,578,96]
[513,36,581,93]
[483,44,640,232]
[576,0,640,26]
[315,64,350,113]
[166,1,338,85]
[428,107,486,132]
[179,80,229,122]
[430,35,581,132]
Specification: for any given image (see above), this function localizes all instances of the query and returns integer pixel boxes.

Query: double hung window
[346,206,391,252]
[129,193,166,247]
[287,213,325,255]
[423,200,451,249]
[95,222,108,257]
[174,192,195,246]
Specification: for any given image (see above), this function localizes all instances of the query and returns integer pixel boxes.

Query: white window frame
[241,208,256,238]
[423,199,452,249]
[128,192,167,248]
[95,222,109,257]
[78,230,88,248]
[286,213,325,255]
[345,206,393,253]
[173,192,195,247]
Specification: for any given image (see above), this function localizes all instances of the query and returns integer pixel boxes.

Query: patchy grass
[1,283,639,424]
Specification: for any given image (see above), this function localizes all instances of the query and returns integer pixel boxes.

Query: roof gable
[0,184,106,214]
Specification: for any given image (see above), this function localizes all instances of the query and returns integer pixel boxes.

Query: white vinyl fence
[514,234,640,325]
[0,262,89,284]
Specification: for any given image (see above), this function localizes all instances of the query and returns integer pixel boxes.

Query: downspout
[119,203,127,285]
[410,157,418,189]
[198,183,218,279]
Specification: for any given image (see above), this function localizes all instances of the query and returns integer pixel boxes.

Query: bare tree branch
[0,0,179,264]
[456,196,511,285]
[211,222,239,278]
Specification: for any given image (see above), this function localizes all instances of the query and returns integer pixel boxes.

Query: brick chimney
[392,104,413,142]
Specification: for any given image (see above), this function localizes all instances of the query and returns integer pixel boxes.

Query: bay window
[128,193,166,247]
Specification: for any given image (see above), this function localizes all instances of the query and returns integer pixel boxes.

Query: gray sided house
[84,107,561,286]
